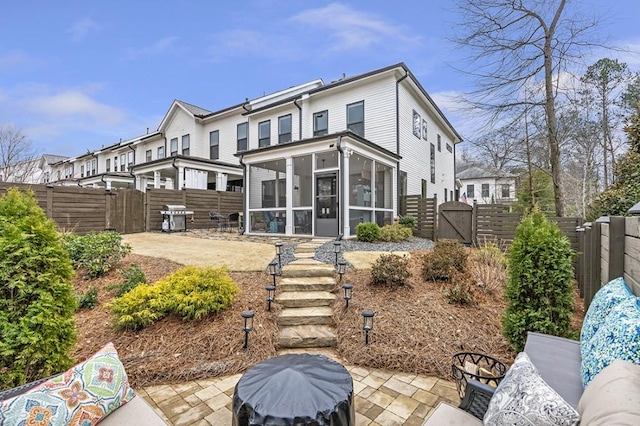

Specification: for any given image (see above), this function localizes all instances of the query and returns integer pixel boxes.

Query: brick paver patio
[138,365,460,425]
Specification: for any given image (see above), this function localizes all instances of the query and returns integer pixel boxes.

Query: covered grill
[160,204,194,232]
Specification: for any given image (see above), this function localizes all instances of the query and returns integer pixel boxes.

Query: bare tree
[0,125,39,183]
[452,0,599,216]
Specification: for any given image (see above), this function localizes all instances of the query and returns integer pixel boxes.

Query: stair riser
[278,337,336,348]
[280,283,334,292]
[283,269,335,278]
[295,246,317,253]
[277,298,333,308]
[277,316,333,326]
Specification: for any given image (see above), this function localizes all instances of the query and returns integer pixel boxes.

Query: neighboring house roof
[457,165,516,180]
[42,154,68,164]
[175,100,214,117]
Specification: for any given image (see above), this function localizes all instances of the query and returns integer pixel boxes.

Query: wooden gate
[108,189,145,233]
[438,201,473,245]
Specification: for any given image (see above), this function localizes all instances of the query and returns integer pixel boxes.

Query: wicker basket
[451,352,507,398]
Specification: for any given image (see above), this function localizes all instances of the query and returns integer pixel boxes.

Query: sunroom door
[315,172,338,237]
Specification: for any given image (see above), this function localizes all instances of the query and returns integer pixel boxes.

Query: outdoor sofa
[424,276,640,425]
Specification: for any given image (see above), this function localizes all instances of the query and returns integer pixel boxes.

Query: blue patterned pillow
[580,277,631,348]
[580,297,640,388]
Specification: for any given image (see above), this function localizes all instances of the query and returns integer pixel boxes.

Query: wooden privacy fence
[576,216,640,310]
[0,183,242,234]
[399,195,437,240]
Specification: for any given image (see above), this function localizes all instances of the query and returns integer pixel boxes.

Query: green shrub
[110,266,240,330]
[76,286,99,310]
[502,207,575,352]
[475,241,507,270]
[421,239,468,282]
[107,264,147,297]
[398,215,416,228]
[442,272,474,305]
[370,254,411,287]
[63,231,131,278]
[0,188,76,388]
[356,222,381,242]
[379,224,413,242]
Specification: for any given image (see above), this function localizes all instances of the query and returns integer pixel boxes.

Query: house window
[157,146,165,159]
[57,170,61,180]
[114,156,118,172]
[120,154,126,171]
[347,101,364,137]
[106,159,111,172]
[501,184,510,198]
[399,171,408,198]
[258,120,270,147]
[91,159,96,175]
[209,130,219,160]
[262,179,286,208]
[182,134,190,155]
[237,122,248,151]
[446,143,453,153]
[482,184,490,198]
[437,134,442,152]
[467,184,475,198]
[85,161,91,177]
[430,143,435,184]
[413,110,421,138]
[278,114,292,144]
[43,172,50,183]
[444,188,447,202]
[313,110,328,136]
[421,179,427,198]
[80,165,85,178]
[127,152,134,168]
[145,150,152,162]
[170,138,178,156]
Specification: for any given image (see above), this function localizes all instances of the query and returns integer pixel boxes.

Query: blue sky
[2,1,639,157]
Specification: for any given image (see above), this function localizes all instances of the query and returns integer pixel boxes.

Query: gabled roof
[175,100,213,117]
[42,154,68,164]
[457,165,516,180]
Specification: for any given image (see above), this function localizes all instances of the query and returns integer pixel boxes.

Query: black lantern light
[361,310,375,345]
[333,240,342,265]
[336,260,347,281]
[275,242,283,268]
[268,261,279,287]
[265,285,276,311]
[342,283,353,308]
[241,310,254,349]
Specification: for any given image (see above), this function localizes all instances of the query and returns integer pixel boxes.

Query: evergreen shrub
[442,272,474,305]
[0,188,76,388]
[502,207,575,351]
[370,254,411,288]
[421,239,468,282]
[107,264,147,297]
[398,215,417,228]
[356,222,381,242]
[63,231,131,278]
[379,224,412,242]
[76,286,99,310]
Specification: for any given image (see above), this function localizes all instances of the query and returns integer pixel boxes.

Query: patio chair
[209,211,225,231]
[227,212,240,232]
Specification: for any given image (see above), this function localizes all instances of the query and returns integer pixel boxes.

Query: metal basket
[451,352,507,399]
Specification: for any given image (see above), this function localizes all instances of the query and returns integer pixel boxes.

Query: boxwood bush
[63,230,131,278]
[356,222,381,242]
[370,254,411,288]
[379,223,412,242]
[421,239,468,282]
[502,207,575,351]
[0,189,76,388]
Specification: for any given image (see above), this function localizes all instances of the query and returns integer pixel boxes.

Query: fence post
[576,226,585,297]
[603,216,625,284]
[46,185,53,218]
[433,193,438,241]
[472,199,478,246]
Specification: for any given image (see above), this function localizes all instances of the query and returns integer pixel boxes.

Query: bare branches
[0,125,39,183]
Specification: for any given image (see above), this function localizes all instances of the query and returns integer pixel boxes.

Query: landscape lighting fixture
[275,242,283,268]
[336,260,347,281]
[241,311,254,349]
[342,283,353,308]
[361,310,375,345]
[265,285,276,311]
[333,241,342,265]
[268,261,279,287]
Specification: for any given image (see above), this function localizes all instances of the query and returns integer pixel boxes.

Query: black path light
[341,283,353,308]
[361,310,375,345]
[333,240,342,266]
[265,285,276,311]
[275,242,283,268]
[336,260,347,282]
[241,311,254,349]
[268,261,279,287]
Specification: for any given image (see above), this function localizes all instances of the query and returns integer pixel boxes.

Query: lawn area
[72,248,585,388]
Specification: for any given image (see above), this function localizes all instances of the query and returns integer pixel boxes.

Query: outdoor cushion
[523,332,583,409]
[580,277,632,345]
[578,359,640,425]
[421,401,481,426]
[580,297,640,388]
[0,342,134,426]
[483,352,579,426]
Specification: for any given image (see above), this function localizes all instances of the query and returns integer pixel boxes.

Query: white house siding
[301,74,397,151]
[398,81,456,202]
[164,108,196,156]
[202,113,245,164]
[461,177,517,205]
[247,104,300,150]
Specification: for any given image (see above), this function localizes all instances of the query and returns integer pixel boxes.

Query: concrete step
[294,252,315,259]
[278,325,336,348]
[282,260,335,278]
[277,306,334,326]
[296,243,322,253]
[275,291,336,308]
[280,277,336,292]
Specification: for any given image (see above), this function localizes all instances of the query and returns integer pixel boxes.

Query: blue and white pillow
[580,277,632,347]
[580,297,640,388]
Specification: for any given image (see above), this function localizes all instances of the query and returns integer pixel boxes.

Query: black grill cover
[232,354,354,426]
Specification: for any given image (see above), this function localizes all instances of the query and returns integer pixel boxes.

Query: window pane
[482,184,489,197]
[347,102,364,137]
[259,120,270,147]
[349,154,372,207]
[430,144,435,183]
[313,111,328,136]
[501,184,510,198]
[182,134,190,155]
[237,123,248,151]
[146,150,152,162]
[158,146,165,159]
[315,151,338,169]
[170,138,178,155]
[467,184,474,198]
[210,130,219,160]
[293,155,312,208]
[375,162,392,209]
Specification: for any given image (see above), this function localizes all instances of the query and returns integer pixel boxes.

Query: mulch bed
[72,251,585,388]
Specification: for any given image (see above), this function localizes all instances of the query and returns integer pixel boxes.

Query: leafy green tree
[0,188,76,388]
[512,170,555,215]
[503,207,575,351]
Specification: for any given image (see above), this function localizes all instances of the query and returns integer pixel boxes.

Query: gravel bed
[314,237,435,266]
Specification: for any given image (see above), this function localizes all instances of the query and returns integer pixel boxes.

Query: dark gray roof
[176,100,213,117]
[456,165,516,180]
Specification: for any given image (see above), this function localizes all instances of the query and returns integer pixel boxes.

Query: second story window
[430,143,435,184]
[313,110,328,137]
[209,130,219,160]
[482,184,490,198]
[127,152,134,168]
[170,138,178,156]
[467,184,475,198]
[258,120,270,147]
[145,150,152,162]
[501,184,510,198]
[91,159,96,175]
[437,134,442,152]
[347,101,364,137]
[278,114,292,144]
[120,154,126,171]
[158,146,165,159]
[80,165,85,178]
[85,161,91,177]
[237,122,248,151]
[182,134,190,155]
[106,159,111,173]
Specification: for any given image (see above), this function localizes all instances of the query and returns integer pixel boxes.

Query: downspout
[171,156,179,189]
[128,145,136,188]
[293,98,302,140]
[336,135,344,240]
[238,154,246,235]
[395,69,409,214]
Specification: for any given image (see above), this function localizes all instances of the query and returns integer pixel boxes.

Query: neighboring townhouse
[50,62,462,237]
[456,164,518,205]
[1,154,67,184]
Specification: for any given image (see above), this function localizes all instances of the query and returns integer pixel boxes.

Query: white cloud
[68,18,101,41]
[0,50,31,69]
[290,3,420,52]
[124,37,181,60]
[26,90,124,124]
